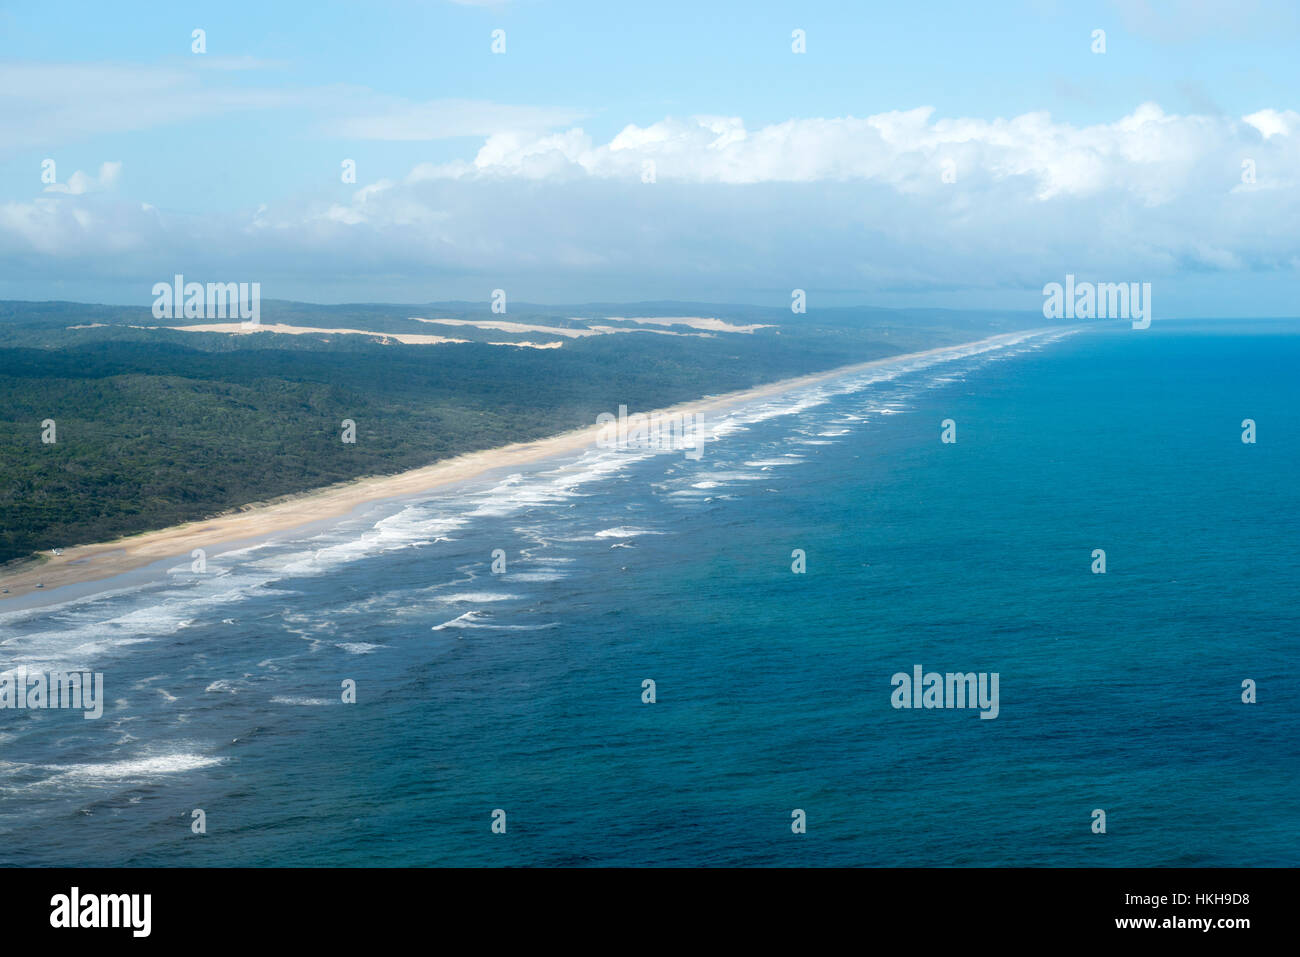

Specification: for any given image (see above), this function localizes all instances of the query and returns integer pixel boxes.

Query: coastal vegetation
[0,300,1038,565]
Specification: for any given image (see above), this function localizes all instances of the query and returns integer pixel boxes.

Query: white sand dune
[152,322,471,345]
[409,317,595,338]
[413,315,762,338]
[600,316,774,333]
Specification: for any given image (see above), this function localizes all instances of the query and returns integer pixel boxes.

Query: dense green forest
[0,299,1040,565]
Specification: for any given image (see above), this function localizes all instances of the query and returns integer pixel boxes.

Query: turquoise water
[2,320,1297,866]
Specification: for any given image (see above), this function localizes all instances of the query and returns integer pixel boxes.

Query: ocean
[2,319,1297,867]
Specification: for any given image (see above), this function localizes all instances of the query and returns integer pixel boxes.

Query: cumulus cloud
[1,103,1297,311]
[43,161,122,195]
[1242,108,1297,139]
[402,103,1299,203]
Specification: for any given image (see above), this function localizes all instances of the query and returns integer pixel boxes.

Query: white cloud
[1243,108,1297,139]
[398,103,1298,205]
[43,161,122,195]
[1,103,1297,311]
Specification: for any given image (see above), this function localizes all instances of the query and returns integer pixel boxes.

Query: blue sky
[1,0,1297,314]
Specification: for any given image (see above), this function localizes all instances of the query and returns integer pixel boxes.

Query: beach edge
[0,329,1052,600]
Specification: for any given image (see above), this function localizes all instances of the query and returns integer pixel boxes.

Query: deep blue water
[2,320,1297,866]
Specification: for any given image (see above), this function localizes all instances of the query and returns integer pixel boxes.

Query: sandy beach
[0,330,1040,601]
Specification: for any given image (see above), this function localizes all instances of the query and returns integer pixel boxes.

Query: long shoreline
[0,330,1047,602]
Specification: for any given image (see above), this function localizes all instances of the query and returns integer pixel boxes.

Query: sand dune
[600,316,774,333]
[154,322,471,344]
[147,322,563,348]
